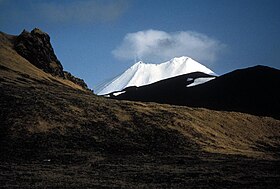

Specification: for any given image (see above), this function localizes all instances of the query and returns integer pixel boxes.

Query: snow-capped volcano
[97,56,215,95]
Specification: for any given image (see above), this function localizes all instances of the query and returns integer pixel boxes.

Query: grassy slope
[1,32,280,188]
[0,32,85,91]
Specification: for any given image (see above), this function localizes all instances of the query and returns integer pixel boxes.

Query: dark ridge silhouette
[112,66,280,119]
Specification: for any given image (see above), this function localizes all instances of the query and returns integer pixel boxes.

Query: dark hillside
[113,66,280,119]
[110,72,215,102]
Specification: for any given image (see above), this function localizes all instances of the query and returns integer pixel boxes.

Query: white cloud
[112,29,226,63]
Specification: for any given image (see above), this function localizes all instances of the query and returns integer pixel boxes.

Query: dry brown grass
[113,101,280,159]
[1,30,280,160]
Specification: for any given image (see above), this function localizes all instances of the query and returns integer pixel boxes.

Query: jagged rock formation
[15,28,64,77]
[14,28,88,90]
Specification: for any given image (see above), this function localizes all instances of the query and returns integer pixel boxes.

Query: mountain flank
[112,65,280,120]
[1,29,280,188]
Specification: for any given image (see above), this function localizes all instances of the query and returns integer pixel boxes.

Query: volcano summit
[97,56,215,95]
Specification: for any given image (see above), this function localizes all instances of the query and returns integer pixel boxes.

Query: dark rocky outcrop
[14,28,89,90]
[14,28,64,77]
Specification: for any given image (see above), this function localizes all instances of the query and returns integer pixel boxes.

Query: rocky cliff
[14,28,88,90]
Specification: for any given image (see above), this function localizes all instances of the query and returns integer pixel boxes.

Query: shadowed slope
[113,66,280,119]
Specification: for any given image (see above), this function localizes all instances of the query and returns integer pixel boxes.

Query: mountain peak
[133,61,144,66]
[97,57,215,95]
[172,56,190,61]
[31,28,46,35]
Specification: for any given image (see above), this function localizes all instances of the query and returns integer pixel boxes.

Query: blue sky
[1,0,280,90]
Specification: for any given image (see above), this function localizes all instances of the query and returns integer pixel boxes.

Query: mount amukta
[97,56,215,95]
[0,29,280,188]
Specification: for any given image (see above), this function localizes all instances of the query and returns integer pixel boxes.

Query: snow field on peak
[97,56,215,95]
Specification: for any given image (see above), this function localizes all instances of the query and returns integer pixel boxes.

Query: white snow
[186,77,216,87]
[97,56,215,95]
[112,91,126,96]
